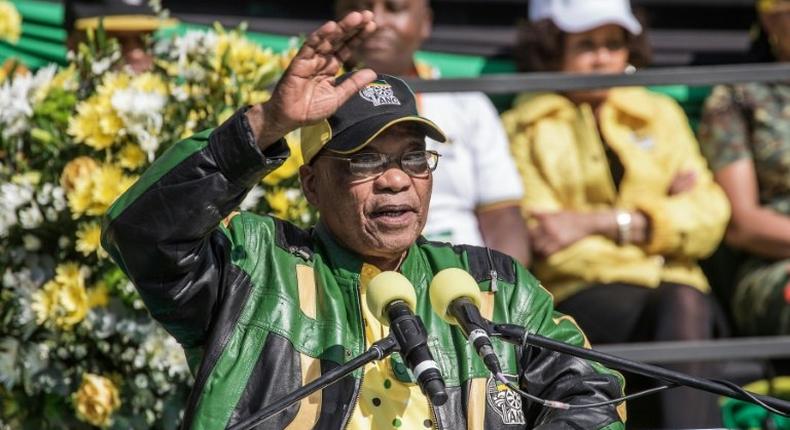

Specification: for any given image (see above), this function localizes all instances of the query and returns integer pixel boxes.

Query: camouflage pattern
[732,257,790,335]
[699,83,790,215]
[699,82,790,335]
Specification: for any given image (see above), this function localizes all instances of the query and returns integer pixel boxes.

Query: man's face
[336,0,432,75]
[300,124,433,263]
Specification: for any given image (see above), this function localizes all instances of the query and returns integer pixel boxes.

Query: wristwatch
[616,211,633,245]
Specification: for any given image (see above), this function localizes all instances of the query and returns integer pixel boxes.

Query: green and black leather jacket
[102,110,626,430]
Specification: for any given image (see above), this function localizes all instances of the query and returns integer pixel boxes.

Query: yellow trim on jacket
[502,88,730,302]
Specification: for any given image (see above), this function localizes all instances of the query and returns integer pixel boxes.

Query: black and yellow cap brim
[301,113,446,165]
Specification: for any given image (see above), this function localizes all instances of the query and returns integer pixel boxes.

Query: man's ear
[300,164,320,207]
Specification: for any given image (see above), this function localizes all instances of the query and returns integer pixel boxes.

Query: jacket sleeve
[100,108,289,348]
[511,265,627,429]
[632,98,731,259]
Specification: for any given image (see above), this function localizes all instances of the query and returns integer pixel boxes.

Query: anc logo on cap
[359,81,401,107]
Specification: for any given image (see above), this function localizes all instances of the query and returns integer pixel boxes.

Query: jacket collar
[509,92,577,124]
[313,220,425,285]
[604,87,655,122]
[314,220,364,279]
[509,87,655,124]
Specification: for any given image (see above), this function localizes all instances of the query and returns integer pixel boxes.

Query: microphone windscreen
[366,271,417,324]
[429,268,482,325]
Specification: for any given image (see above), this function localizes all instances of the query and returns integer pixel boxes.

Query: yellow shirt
[347,264,435,430]
[502,88,730,302]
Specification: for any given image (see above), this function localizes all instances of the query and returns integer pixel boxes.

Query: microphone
[366,271,448,406]
[429,268,503,376]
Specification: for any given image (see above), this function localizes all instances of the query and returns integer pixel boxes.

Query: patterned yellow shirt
[347,264,435,430]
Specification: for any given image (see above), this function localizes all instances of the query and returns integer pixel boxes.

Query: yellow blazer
[502,88,730,302]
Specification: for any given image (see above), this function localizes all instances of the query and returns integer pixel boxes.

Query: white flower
[51,186,66,211]
[141,328,189,377]
[0,65,57,140]
[22,234,41,251]
[91,58,112,76]
[18,204,43,229]
[171,85,188,102]
[45,207,58,222]
[58,235,70,249]
[3,268,38,289]
[1,181,34,208]
[0,208,17,237]
[285,189,301,201]
[36,183,53,205]
[175,30,218,62]
[241,186,265,210]
[111,88,167,159]
[0,182,35,236]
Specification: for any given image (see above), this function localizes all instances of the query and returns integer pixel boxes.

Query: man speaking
[102,11,625,430]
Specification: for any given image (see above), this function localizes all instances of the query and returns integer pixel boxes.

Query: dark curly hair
[513,16,652,73]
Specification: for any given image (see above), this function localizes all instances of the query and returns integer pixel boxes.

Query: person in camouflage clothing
[698,0,790,336]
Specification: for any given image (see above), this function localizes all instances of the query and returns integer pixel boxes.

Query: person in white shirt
[335,0,530,265]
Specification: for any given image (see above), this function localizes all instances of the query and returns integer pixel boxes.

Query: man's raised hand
[249,11,378,148]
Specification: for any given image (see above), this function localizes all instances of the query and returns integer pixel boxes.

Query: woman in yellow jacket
[503,0,731,427]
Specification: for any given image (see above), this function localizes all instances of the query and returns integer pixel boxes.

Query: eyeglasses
[319,150,441,179]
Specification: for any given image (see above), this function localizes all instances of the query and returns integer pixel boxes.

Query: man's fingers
[295,12,375,66]
[336,10,374,34]
[299,20,339,58]
[323,11,373,50]
[331,12,376,53]
[334,68,377,103]
[336,46,353,63]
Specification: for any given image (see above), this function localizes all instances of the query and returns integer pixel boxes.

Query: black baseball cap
[301,73,446,164]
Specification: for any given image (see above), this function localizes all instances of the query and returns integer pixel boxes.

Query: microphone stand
[228,336,399,430]
[491,323,790,414]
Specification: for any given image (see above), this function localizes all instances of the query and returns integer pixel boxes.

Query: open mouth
[369,205,417,223]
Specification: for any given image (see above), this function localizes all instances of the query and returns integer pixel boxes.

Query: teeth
[377,210,406,217]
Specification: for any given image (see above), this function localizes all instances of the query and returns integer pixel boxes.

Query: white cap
[529,0,642,35]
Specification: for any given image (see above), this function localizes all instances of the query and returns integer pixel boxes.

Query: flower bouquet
[0,16,313,429]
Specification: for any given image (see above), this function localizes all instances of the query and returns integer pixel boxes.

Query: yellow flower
[217,108,235,125]
[0,1,22,44]
[96,72,131,98]
[68,93,123,150]
[69,71,154,150]
[51,65,78,91]
[12,171,41,186]
[263,131,303,186]
[61,157,99,192]
[129,72,167,95]
[117,144,146,170]
[76,222,106,258]
[266,189,290,219]
[279,46,298,70]
[92,164,136,210]
[31,287,51,325]
[214,30,281,86]
[87,282,109,308]
[73,373,121,428]
[242,89,271,106]
[32,263,90,330]
[67,163,136,217]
